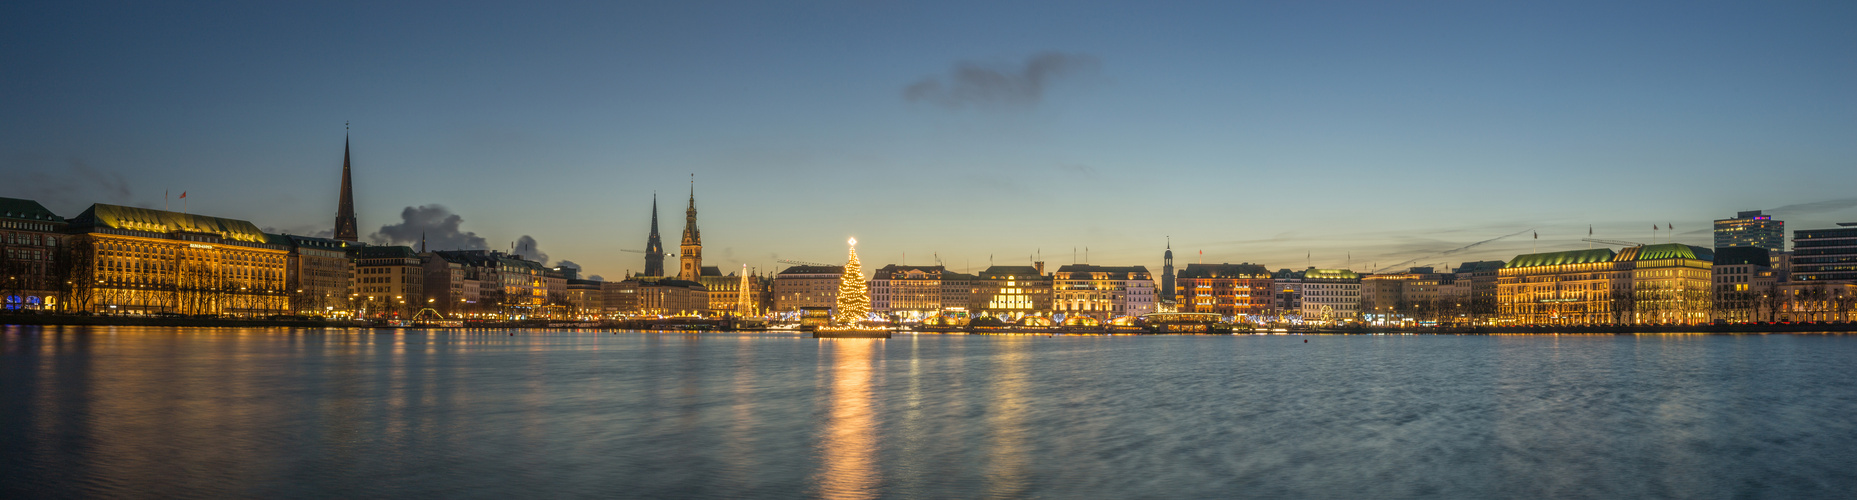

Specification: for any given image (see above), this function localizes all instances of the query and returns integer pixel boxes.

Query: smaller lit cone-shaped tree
[833,237,871,326]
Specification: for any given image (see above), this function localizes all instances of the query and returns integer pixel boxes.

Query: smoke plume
[904,52,1100,109]
[370,205,489,250]
[512,235,548,264]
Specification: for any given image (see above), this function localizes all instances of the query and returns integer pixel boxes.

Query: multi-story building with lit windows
[352,245,423,318]
[694,266,767,317]
[1712,246,1778,322]
[426,250,546,317]
[976,264,1052,319]
[1,197,68,311]
[1497,244,1713,325]
[1714,210,1785,251]
[1175,263,1272,321]
[774,265,843,313]
[1052,264,1155,320]
[1300,268,1360,323]
[63,204,289,316]
[272,234,354,317]
[607,276,707,316]
[1793,224,1857,282]
[870,264,948,320]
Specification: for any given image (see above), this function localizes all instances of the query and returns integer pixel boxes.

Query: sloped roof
[1713,246,1771,267]
[0,197,64,222]
[1177,263,1271,279]
[1304,268,1360,280]
[1616,244,1713,262]
[355,245,418,259]
[1452,261,1506,273]
[979,265,1043,278]
[70,203,268,243]
[778,265,844,276]
[1504,249,1616,268]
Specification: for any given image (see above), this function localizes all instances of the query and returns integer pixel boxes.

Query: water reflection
[814,339,882,499]
[985,339,1030,499]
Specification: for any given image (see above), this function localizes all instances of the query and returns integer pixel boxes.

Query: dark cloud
[554,259,581,270]
[512,235,548,264]
[588,275,605,281]
[1767,198,1857,216]
[1373,229,1532,273]
[370,205,489,250]
[904,52,1100,109]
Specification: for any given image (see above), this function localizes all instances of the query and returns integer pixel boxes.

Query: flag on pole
[179,191,187,199]
[1533,231,1538,239]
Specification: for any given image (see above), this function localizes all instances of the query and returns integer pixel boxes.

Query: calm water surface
[3,326,1856,499]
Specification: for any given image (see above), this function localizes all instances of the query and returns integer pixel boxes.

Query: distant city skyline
[5,1,1855,280]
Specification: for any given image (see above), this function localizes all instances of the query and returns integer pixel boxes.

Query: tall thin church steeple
[679,175,702,281]
[1161,236,1175,306]
[644,194,665,276]
[334,124,358,242]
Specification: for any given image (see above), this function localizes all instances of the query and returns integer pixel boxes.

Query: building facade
[353,245,424,318]
[1712,246,1778,322]
[1497,244,1713,325]
[1714,210,1784,251]
[276,234,353,317]
[1175,263,1273,320]
[975,265,1052,319]
[1792,224,1857,282]
[773,265,843,313]
[64,204,289,316]
[870,264,947,320]
[1,197,68,311]
[1052,264,1155,320]
[1300,268,1361,323]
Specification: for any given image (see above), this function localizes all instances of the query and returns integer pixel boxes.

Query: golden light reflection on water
[985,339,1030,499]
[815,339,881,500]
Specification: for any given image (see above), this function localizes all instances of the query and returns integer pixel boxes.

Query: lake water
[3,326,1855,499]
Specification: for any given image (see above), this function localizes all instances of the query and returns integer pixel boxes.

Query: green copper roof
[1505,248,1617,269]
[1304,268,1359,280]
[1616,244,1713,262]
[70,203,267,243]
[0,197,64,222]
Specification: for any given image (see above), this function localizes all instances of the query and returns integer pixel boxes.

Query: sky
[4,0,1855,279]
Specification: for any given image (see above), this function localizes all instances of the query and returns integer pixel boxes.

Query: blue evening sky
[4,1,1854,278]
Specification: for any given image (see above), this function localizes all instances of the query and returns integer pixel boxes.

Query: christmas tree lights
[832,237,872,326]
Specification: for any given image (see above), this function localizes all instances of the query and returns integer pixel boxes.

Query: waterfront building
[773,265,843,313]
[1792,223,1857,282]
[353,245,424,318]
[423,251,477,316]
[1300,268,1361,324]
[333,134,359,242]
[1444,261,1504,324]
[870,264,947,320]
[975,264,1052,320]
[1052,264,1155,320]
[1270,269,1304,322]
[643,195,665,277]
[0,197,68,311]
[678,187,702,281]
[1712,246,1778,322]
[273,234,354,316]
[64,203,289,316]
[1714,210,1784,252]
[1175,263,1272,321]
[566,278,604,318]
[697,266,766,316]
[1496,244,1713,325]
[1774,281,1857,322]
[610,276,707,316]
[425,250,546,317]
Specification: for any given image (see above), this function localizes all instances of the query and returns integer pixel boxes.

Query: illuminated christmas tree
[833,237,871,326]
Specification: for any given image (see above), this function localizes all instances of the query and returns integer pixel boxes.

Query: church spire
[644,194,665,276]
[333,124,358,242]
[679,175,702,281]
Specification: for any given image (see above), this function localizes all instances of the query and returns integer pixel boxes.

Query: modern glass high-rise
[1714,210,1784,251]
[1793,223,1857,282]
